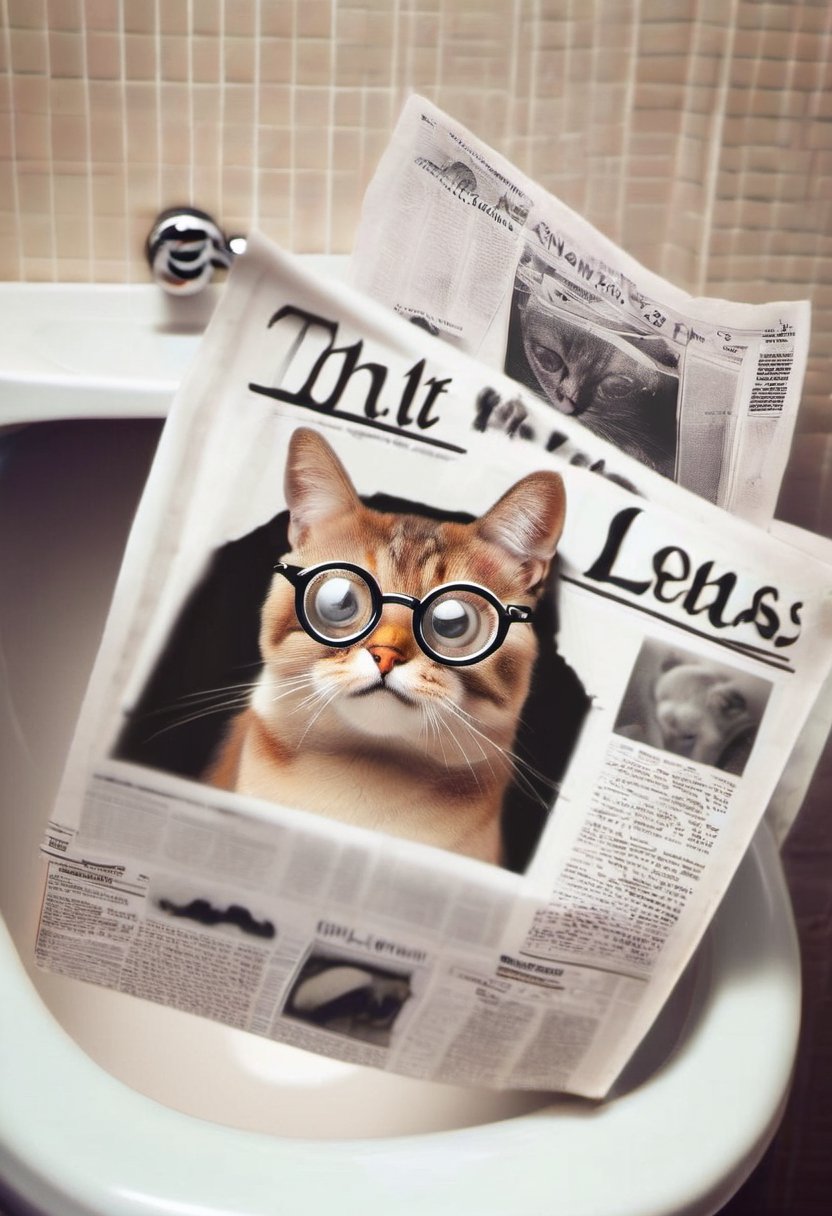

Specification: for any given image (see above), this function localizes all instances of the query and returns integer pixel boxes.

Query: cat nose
[368,645,405,675]
[366,622,412,676]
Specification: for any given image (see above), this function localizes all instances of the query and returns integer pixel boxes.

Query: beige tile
[126,113,159,163]
[125,33,157,81]
[224,36,256,83]
[224,0,256,38]
[20,211,55,253]
[260,4,294,38]
[89,113,125,162]
[85,31,120,80]
[191,85,222,122]
[55,210,91,255]
[50,113,89,161]
[295,87,330,128]
[294,38,330,86]
[8,0,47,30]
[193,1,221,37]
[159,115,190,162]
[123,0,156,35]
[297,1,333,39]
[21,256,58,280]
[84,0,119,32]
[257,84,292,126]
[91,258,127,281]
[258,126,292,168]
[45,76,88,115]
[192,35,221,83]
[15,111,51,161]
[223,84,256,124]
[159,163,190,202]
[159,0,188,37]
[10,28,49,75]
[161,35,189,82]
[222,123,255,167]
[12,75,50,113]
[49,31,85,79]
[295,126,328,170]
[90,170,123,213]
[17,170,52,212]
[257,168,291,212]
[258,37,293,85]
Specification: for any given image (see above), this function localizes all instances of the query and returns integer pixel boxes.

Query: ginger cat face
[206,428,566,865]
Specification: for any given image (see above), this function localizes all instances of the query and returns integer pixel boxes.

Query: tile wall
[1,0,830,516]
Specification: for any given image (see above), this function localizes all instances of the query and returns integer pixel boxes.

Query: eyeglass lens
[302,568,376,642]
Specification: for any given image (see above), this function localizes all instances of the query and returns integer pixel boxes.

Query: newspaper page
[35,235,832,1099]
[351,95,810,528]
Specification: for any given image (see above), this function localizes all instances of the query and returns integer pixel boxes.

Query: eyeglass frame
[273,560,533,668]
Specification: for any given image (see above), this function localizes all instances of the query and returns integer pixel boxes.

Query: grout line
[388,0,400,129]
[1,0,23,280]
[117,0,130,280]
[506,0,521,161]
[219,0,226,222]
[288,0,297,248]
[187,0,195,205]
[660,4,705,287]
[616,0,641,246]
[325,0,337,253]
[42,11,58,280]
[695,0,739,298]
[80,0,94,280]
[251,0,261,230]
[154,0,162,215]
[527,0,540,178]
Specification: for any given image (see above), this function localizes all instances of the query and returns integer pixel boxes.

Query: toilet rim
[0,820,800,1216]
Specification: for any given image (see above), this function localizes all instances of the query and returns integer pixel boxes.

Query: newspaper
[35,235,832,1099]
[351,96,811,527]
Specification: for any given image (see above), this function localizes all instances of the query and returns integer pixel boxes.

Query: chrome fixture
[145,207,247,295]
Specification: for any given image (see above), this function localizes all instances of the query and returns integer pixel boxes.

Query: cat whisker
[143,694,256,741]
[171,680,263,706]
[295,686,341,750]
[439,699,554,812]
[432,702,490,792]
[421,702,452,768]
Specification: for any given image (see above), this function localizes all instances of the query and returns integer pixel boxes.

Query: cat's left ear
[284,427,361,546]
[477,470,566,591]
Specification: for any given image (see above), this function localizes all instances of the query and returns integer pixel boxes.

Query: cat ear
[284,428,361,546]
[477,470,566,591]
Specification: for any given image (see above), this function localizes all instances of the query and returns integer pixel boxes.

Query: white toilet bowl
[0,279,802,1216]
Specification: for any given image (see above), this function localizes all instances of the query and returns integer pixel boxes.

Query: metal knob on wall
[145,207,247,295]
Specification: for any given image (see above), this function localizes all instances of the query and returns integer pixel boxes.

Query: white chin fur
[334,681,420,738]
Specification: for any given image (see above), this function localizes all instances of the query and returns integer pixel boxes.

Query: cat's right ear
[284,428,361,546]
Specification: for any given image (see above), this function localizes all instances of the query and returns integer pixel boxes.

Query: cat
[204,427,566,866]
[616,650,766,773]
[504,278,679,478]
[650,658,758,769]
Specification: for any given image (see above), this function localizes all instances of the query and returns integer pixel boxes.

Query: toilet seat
[0,820,799,1216]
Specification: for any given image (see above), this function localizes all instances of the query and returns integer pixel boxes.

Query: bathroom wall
[1,0,830,529]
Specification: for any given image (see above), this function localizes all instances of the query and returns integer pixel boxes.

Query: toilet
[0,270,802,1216]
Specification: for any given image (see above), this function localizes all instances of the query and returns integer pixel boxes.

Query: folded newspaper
[351,96,811,527]
[36,235,832,1098]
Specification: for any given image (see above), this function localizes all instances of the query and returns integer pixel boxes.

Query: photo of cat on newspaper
[115,427,589,872]
[504,255,680,480]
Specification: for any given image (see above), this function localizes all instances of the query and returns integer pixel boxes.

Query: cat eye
[273,561,532,667]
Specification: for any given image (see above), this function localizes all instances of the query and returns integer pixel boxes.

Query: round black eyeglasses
[273,561,532,667]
